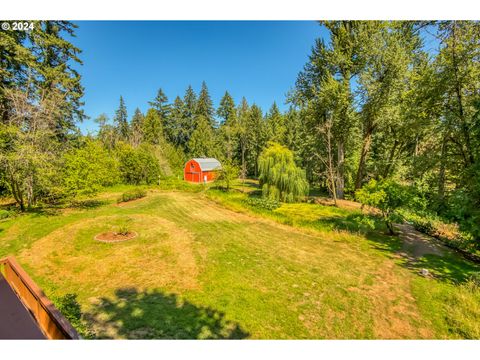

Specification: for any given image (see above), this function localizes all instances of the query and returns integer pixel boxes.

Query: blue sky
[70,21,327,134]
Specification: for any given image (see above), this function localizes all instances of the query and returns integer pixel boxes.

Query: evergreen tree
[130,108,145,147]
[30,21,85,134]
[168,96,187,148]
[265,102,285,144]
[114,96,129,140]
[149,88,170,121]
[217,91,237,160]
[196,81,216,127]
[143,108,164,145]
[188,115,217,158]
[236,97,250,178]
[246,104,266,177]
[0,21,84,134]
[182,85,198,152]
[217,91,236,124]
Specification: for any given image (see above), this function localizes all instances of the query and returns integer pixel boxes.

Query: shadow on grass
[404,253,480,283]
[85,287,249,339]
[309,212,480,284]
[69,199,108,209]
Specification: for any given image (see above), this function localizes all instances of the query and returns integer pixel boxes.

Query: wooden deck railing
[0,256,79,339]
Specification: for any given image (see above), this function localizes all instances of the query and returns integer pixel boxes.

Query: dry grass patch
[19,214,200,298]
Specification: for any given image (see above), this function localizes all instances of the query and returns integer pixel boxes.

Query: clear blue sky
[70,21,327,134]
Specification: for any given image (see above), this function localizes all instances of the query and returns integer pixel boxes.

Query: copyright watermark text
[1,21,34,31]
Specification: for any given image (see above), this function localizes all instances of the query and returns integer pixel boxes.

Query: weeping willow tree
[258,142,309,203]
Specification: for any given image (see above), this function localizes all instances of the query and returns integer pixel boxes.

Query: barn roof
[192,158,222,171]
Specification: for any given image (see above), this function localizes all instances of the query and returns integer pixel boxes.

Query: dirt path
[394,223,448,260]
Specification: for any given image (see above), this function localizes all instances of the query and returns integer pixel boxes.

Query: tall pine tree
[196,81,216,128]
[149,88,170,121]
[114,96,129,140]
[143,108,164,145]
[217,91,237,160]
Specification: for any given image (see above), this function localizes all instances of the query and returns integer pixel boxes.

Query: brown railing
[0,256,79,339]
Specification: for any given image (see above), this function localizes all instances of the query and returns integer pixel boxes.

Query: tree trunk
[336,140,345,199]
[241,141,246,189]
[9,175,25,211]
[438,133,448,201]
[451,21,475,167]
[355,125,374,190]
[383,139,399,179]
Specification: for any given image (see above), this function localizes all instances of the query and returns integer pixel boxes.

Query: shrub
[116,217,133,235]
[63,139,120,197]
[0,209,13,220]
[54,294,94,339]
[355,179,412,234]
[117,188,147,203]
[116,143,161,185]
[243,197,280,211]
[215,161,239,191]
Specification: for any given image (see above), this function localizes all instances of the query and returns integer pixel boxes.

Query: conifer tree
[0,21,84,134]
[149,88,170,121]
[196,81,216,128]
[114,96,129,140]
[188,115,217,158]
[143,108,164,145]
[30,21,85,133]
[182,85,198,152]
[246,104,266,177]
[236,97,250,178]
[130,108,145,147]
[167,96,187,148]
[217,91,237,160]
[217,91,236,124]
[266,102,285,144]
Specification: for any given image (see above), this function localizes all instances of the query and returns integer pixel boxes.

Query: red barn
[184,158,222,183]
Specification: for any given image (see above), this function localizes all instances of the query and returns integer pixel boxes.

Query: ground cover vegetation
[1,20,480,339]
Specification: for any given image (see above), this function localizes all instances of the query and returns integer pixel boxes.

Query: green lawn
[0,183,479,339]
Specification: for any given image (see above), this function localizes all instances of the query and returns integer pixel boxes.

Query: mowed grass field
[0,184,479,339]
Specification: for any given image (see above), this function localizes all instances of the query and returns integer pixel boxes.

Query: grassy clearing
[0,181,479,339]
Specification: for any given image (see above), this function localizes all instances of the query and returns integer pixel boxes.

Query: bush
[243,197,280,211]
[445,188,480,243]
[117,188,147,203]
[54,294,94,339]
[116,143,161,185]
[0,209,13,220]
[215,161,239,191]
[355,179,412,234]
[116,216,133,235]
[63,139,120,197]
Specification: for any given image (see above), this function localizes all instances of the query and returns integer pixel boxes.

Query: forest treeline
[0,21,479,242]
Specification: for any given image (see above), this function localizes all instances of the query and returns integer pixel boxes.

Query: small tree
[0,87,63,210]
[355,179,411,234]
[116,142,161,185]
[216,161,239,191]
[63,139,119,196]
[258,143,309,203]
